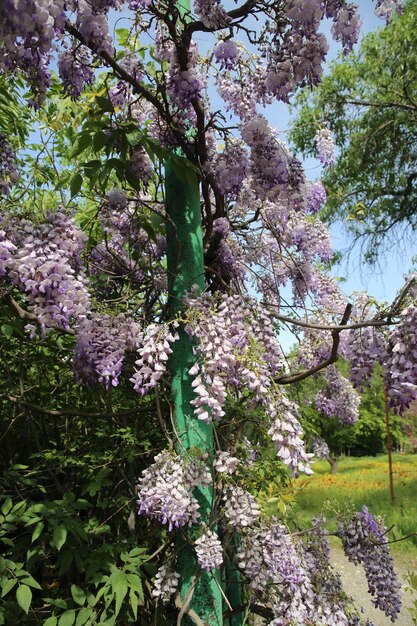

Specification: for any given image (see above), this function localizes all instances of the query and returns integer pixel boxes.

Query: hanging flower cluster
[338,506,402,621]
[315,364,361,425]
[136,451,211,531]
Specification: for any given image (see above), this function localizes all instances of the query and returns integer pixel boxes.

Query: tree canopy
[290,0,417,262]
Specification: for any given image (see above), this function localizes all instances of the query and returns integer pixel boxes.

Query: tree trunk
[328,456,339,474]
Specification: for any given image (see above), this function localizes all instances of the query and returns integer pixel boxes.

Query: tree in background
[293,363,405,473]
[290,0,417,263]
[0,1,412,625]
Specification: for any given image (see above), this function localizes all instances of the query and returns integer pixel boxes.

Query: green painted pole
[166,160,222,625]
[165,4,245,623]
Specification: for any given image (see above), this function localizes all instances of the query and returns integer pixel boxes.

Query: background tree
[292,362,406,473]
[290,0,417,263]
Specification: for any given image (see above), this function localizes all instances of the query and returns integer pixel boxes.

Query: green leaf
[1,498,12,516]
[58,610,76,626]
[31,521,44,543]
[129,589,138,621]
[16,584,32,614]
[75,608,92,626]
[126,130,144,146]
[52,525,67,551]
[43,617,58,626]
[44,598,68,610]
[19,575,42,589]
[58,550,74,576]
[70,132,92,158]
[115,28,129,46]
[70,173,83,198]
[126,573,143,599]
[92,131,108,153]
[71,584,86,606]
[11,501,26,515]
[19,576,41,590]
[110,572,128,617]
[1,578,17,597]
[1,325,13,339]
[95,96,114,113]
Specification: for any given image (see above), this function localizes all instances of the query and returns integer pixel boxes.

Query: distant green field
[291,453,417,553]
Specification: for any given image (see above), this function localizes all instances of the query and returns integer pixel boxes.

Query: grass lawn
[290,453,417,554]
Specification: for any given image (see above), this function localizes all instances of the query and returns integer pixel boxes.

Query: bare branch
[276,304,353,384]
[265,305,398,332]
[2,394,151,418]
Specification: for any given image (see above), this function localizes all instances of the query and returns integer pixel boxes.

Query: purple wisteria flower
[338,506,402,621]
[195,530,223,571]
[315,127,336,165]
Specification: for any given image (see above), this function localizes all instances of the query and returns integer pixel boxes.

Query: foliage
[0,307,166,625]
[290,0,417,262]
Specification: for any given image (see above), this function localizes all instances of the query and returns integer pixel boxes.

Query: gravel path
[330,545,416,626]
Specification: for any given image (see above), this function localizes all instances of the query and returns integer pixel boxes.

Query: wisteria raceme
[384,304,417,413]
[264,29,329,103]
[137,451,204,531]
[0,230,16,277]
[267,393,314,475]
[190,368,227,422]
[312,437,330,459]
[183,455,211,489]
[0,135,19,194]
[242,115,289,200]
[223,485,260,529]
[213,451,239,475]
[374,0,403,22]
[315,364,361,425]
[184,293,313,474]
[286,0,323,35]
[300,517,362,626]
[152,564,180,603]
[315,127,336,165]
[306,180,327,214]
[6,212,90,335]
[107,187,128,209]
[216,61,270,120]
[130,323,179,395]
[338,506,402,620]
[213,40,239,69]
[129,147,154,186]
[58,47,94,98]
[210,217,245,282]
[346,327,386,390]
[238,523,307,592]
[194,530,223,571]
[167,42,205,110]
[330,3,362,53]
[210,141,249,198]
[0,0,64,104]
[73,313,141,388]
[193,0,229,29]
[76,0,114,56]
[288,212,333,262]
